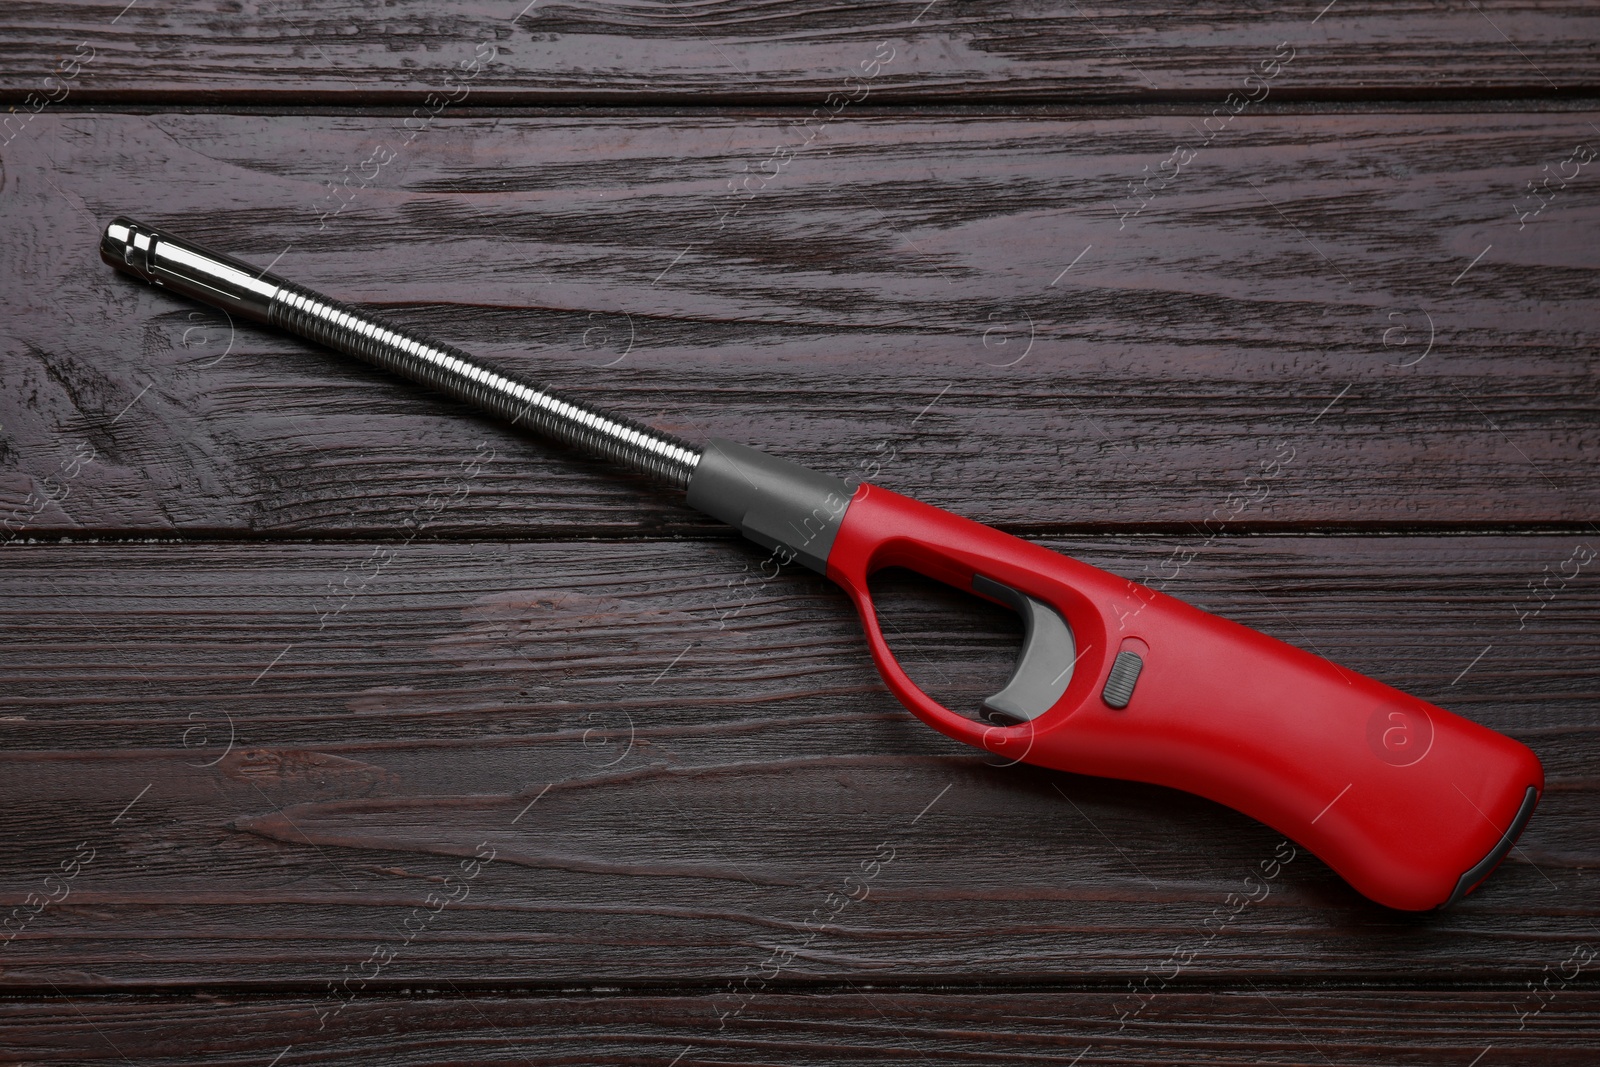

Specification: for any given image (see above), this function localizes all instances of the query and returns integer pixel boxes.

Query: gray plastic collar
[686,439,853,574]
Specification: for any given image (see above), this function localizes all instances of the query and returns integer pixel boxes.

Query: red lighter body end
[827,485,1544,911]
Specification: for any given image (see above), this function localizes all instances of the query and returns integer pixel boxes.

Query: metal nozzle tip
[97,215,282,321]
[101,216,153,279]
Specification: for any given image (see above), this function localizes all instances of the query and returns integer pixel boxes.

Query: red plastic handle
[827,485,1543,910]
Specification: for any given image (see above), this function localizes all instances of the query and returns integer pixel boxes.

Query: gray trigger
[972,574,1076,725]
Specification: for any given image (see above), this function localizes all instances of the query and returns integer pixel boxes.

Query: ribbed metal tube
[99,217,702,489]
[267,283,700,487]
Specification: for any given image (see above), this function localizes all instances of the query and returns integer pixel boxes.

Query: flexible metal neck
[99,217,702,489]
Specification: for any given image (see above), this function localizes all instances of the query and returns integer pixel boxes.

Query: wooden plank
[4,989,1600,1065]
[3,111,1598,537]
[1,2,1597,104]
[1,535,1593,988]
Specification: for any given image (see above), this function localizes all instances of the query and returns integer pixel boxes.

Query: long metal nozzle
[99,217,703,488]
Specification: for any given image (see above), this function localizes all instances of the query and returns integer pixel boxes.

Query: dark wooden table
[3,3,1597,1063]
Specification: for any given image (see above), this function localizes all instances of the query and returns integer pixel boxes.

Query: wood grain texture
[1,1,1599,104]
[2,535,1593,988]
[5,989,1600,1065]
[3,111,1598,537]
[4,0,1599,1054]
